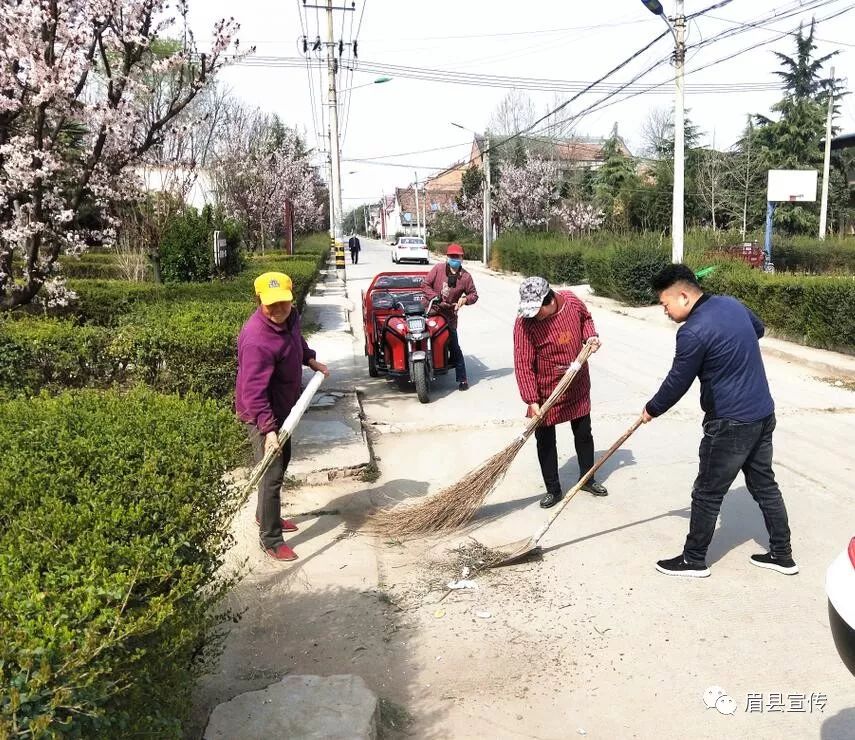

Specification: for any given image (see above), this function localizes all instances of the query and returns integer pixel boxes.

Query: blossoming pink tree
[212,105,324,250]
[493,157,562,231]
[0,0,244,308]
[554,201,605,237]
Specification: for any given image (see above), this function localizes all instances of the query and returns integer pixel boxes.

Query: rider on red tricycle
[362,272,452,403]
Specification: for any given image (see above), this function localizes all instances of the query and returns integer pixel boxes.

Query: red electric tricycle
[362,271,452,403]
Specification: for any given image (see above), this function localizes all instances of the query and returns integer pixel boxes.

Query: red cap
[446,243,464,257]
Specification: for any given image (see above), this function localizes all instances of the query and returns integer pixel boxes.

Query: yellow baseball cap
[254,272,294,305]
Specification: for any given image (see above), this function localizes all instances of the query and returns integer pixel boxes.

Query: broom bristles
[368,436,527,537]
[368,345,594,538]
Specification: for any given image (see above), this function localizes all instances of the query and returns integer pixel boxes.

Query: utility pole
[482,133,492,264]
[819,66,835,240]
[742,115,752,240]
[672,1,686,263]
[326,133,334,241]
[327,0,344,278]
[640,0,685,259]
[413,172,421,238]
[422,184,428,241]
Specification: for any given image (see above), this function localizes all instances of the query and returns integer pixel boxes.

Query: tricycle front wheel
[413,360,431,403]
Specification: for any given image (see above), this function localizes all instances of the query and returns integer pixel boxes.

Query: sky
[186,0,855,209]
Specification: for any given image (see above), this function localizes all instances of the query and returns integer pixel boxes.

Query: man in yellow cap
[235,272,329,561]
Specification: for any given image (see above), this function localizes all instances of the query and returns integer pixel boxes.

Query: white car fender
[827,549,855,628]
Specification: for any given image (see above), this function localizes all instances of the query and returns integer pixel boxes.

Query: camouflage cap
[518,276,550,318]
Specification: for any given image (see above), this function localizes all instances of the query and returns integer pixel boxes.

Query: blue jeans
[684,414,792,565]
[448,328,467,383]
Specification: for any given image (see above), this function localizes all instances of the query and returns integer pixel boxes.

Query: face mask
[448,258,462,270]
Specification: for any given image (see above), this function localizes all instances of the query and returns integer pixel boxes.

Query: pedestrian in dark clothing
[642,264,797,578]
[420,243,478,390]
[348,234,361,264]
[514,277,606,508]
[235,272,330,562]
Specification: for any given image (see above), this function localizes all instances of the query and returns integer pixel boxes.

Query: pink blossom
[0,0,247,308]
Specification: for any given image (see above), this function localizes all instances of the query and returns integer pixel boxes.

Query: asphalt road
[341,236,855,739]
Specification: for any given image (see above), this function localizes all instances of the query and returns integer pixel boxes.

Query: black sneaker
[750,552,799,575]
[539,492,563,509]
[581,479,608,497]
[458,381,469,391]
[655,554,711,578]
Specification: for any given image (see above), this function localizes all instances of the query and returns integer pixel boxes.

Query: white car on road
[827,536,855,676]
[391,236,430,265]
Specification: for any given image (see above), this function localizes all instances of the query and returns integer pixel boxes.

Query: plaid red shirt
[513,291,598,426]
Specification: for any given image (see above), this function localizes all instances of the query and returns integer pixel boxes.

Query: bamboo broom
[369,343,595,537]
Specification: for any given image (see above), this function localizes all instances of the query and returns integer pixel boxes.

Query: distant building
[137,165,216,210]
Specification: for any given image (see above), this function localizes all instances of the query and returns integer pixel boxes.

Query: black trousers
[534,414,595,496]
[350,249,359,264]
[245,424,293,548]
[683,414,792,565]
[447,328,467,383]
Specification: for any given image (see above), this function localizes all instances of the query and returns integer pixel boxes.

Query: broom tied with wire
[369,342,596,537]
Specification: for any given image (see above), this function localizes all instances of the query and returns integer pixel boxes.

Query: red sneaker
[255,515,298,533]
[262,542,298,561]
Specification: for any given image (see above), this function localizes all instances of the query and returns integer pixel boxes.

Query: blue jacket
[646,294,774,423]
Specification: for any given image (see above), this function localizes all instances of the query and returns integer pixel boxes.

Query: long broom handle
[518,343,595,441]
[530,415,644,547]
[242,371,325,497]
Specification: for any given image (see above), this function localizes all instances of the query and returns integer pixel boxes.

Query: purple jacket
[235,308,317,434]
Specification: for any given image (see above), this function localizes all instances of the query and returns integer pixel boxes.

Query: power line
[686,0,735,20]
[339,6,356,145]
[472,29,672,161]
[297,1,323,154]
[345,140,473,160]
[529,1,855,140]
[237,55,784,93]
[705,11,855,47]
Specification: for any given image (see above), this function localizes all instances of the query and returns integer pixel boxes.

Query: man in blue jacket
[641,264,797,578]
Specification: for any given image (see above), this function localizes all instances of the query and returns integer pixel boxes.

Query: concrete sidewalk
[289,265,372,484]
[191,261,382,738]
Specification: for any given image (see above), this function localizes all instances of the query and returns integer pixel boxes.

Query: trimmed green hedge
[494,232,668,305]
[66,255,322,327]
[595,243,670,306]
[2,237,328,398]
[0,318,123,392]
[767,237,855,274]
[492,231,855,347]
[59,253,132,280]
[0,389,247,737]
[703,269,855,350]
[428,237,481,261]
[493,232,587,285]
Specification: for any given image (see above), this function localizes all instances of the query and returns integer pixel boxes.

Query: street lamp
[450,122,491,264]
[339,76,392,93]
[641,0,685,264]
[641,0,664,16]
